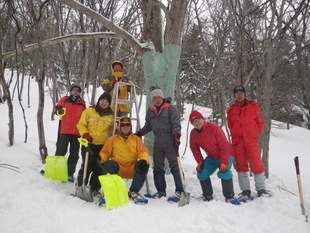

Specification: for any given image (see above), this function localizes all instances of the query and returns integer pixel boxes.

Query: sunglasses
[120,123,131,127]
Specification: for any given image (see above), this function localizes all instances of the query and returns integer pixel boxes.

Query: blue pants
[197,156,234,181]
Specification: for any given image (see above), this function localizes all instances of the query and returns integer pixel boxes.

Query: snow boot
[237,190,253,202]
[151,192,166,199]
[68,175,74,183]
[129,191,148,204]
[167,191,182,203]
[257,189,272,198]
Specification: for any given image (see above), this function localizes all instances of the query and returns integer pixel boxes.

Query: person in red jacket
[54,85,86,182]
[227,85,270,201]
[189,110,236,202]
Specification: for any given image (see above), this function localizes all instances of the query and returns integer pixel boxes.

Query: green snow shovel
[75,137,93,202]
[98,173,129,210]
[44,155,68,182]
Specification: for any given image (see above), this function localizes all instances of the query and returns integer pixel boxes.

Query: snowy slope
[0,77,309,233]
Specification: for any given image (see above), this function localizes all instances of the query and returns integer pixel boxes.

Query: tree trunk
[0,41,14,146]
[260,41,274,178]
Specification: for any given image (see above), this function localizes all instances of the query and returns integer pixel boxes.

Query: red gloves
[83,133,93,143]
[174,133,181,148]
[219,163,228,172]
[196,161,204,173]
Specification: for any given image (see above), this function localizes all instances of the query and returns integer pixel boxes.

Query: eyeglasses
[120,123,131,127]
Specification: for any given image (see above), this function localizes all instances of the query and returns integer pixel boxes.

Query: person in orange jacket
[227,85,271,201]
[99,116,149,202]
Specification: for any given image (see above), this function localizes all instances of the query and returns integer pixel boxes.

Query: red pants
[233,140,265,174]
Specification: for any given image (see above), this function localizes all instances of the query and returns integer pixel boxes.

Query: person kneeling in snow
[99,117,149,203]
[189,111,236,202]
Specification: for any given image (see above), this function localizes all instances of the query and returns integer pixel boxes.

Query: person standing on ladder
[76,93,114,197]
[102,60,132,117]
[99,116,149,203]
[53,84,86,183]
[135,88,184,200]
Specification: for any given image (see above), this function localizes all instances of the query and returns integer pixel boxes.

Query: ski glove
[83,133,93,143]
[55,105,65,116]
[219,163,227,172]
[196,161,204,173]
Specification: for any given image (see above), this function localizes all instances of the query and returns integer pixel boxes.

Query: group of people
[51,61,270,204]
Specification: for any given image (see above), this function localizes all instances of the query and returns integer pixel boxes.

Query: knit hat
[97,92,111,105]
[70,84,82,93]
[233,85,246,94]
[119,116,131,125]
[111,60,124,70]
[150,88,164,99]
[189,111,204,124]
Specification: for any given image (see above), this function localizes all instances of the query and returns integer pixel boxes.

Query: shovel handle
[294,156,300,175]
[82,151,89,188]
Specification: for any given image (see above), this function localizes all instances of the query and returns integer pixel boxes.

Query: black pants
[55,134,80,177]
[200,178,235,199]
[153,143,184,193]
[77,144,103,192]
[101,160,149,193]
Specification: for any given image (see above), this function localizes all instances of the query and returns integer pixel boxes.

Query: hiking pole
[294,156,308,223]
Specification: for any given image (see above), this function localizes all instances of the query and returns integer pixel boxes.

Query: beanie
[233,85,246,94]
[150,88,164,99]
[97,92,111,105]
[70,84,82,92]
[189,111,204,124]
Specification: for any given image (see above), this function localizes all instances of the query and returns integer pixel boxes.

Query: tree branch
[58,0,146,51]
[3,32,120,60]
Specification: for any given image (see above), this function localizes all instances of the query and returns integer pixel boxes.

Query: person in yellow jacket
[99,116,149,201]
[102,60,132,116]
[76,93,114,195]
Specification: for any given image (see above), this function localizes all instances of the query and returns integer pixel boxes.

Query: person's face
[192,118,204,130]
[113,64,122,72]
[98,98,109,109]
[120,123,131,135]
[234,91,245,102]
[70,87,81,96]
[152,96,163,107]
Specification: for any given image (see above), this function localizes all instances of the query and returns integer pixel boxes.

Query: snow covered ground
[0,77,309,233]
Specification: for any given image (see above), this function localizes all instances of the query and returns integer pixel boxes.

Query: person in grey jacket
[136,88,183,199]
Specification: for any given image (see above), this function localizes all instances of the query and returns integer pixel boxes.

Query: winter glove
[134,131,143,138]
[55,105,65,116]
[136,160,149,173]
[196,160,204,173]
[174,133,181,148]
[83,133,93,143]
[219,163,228,172]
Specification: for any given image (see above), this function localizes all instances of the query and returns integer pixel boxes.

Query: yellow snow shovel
[44,155,68,182]
[98,173,129,210]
